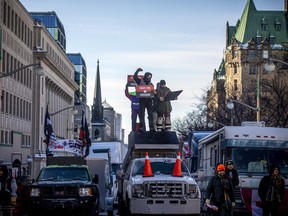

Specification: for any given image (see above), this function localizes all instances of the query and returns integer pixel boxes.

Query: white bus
[193,122,288,216]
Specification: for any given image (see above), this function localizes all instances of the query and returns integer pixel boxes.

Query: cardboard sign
[136,85,154,98]
[164,90,183,101]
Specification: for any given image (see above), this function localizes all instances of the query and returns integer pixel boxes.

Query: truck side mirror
[93,174,99,184]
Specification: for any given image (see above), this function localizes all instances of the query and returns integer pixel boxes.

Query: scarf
[266,174,282,202]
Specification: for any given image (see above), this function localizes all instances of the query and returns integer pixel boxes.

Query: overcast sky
[20,0,283,142]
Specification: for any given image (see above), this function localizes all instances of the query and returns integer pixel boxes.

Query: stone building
[208,0,288,127]
[0,0,78,178]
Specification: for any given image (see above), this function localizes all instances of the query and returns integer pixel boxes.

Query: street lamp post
[227,99,259,123]
[26,155,33,178]
[49,105,78,139]
[50,106,78,116]
[0,61,44,78]
[208,119,226,128]
[264,57,288,72]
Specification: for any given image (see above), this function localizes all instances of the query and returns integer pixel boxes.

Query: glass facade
[67,53,87,104]
[30,11,66,51]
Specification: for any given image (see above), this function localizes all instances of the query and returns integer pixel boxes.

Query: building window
[270,35,275,44]
[234,80,238,91]
[261,17,268,31]
[5,92,8,114]
[13,95,16,115]
[232,50,237,58]
[1,90,4,112]
[249,50,256,60]
[5,131,9,144]
[0,131,4,144]
[275,18,281,31]
[234,64,237,74]
[9,94,12,115]
[249,65,257,74]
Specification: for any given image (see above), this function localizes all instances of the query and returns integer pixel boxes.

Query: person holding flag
[79,110,91,157]
[44,105,56,156]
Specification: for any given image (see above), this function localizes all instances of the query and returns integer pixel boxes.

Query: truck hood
[132,174,197,184]
[33,180,94,186]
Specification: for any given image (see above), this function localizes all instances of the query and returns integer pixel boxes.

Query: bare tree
[261,72,288,127]
[172,88,210,139]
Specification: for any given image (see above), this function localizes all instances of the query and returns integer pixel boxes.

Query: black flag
[44,106,56,156]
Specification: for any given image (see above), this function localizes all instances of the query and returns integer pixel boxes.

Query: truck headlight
[132,184,144,197]
[79,187,93,196]
[30,188,40,197]
[187,184,198,198]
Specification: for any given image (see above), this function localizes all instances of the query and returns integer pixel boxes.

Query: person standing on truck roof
[156,80,172,131]
[152,82,160,131]
[225,160,239,190]
[258,164,285,216]
[133,68,154,132]
[125,83,140,131]
[205,164,235,216]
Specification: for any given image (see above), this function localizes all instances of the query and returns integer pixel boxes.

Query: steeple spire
[91,59,103,123]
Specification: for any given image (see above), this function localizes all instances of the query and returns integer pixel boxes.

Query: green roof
[229,0,287,45]
[215,59,226,80]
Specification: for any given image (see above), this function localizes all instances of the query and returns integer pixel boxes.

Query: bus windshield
[228,148,288,176]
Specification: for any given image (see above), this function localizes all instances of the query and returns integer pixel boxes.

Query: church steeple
[91,59,103,123]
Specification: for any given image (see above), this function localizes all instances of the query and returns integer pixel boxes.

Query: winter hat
[160,80,166,85]
[226,160,233,166]
[217,164,225,172]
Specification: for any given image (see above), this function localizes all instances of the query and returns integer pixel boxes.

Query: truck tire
[86,204,98,216]
[107,210,113,216]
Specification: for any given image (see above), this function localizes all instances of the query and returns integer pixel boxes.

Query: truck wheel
[107,210,113,216]
[86,205,97,216]
[28,208,40,216]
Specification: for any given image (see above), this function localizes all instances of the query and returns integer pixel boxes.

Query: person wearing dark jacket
[156,80,172,131]
[205,164,235,216]
[225,160,239,190]
[0,165,13,216]
[258,164,285,216]
[133,68,154,132]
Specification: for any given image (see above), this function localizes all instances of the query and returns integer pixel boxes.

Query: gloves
[232,202,235,208]
[160,97,164,101]
[205,199,210,205]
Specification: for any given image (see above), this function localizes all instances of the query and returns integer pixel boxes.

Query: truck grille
[41,186,79,197]
[144,181,184,198]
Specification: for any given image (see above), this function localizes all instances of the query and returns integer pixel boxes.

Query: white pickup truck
[117,131,201,215]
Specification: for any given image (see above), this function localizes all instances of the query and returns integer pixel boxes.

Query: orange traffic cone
[143,152,154,177]
[172,152,183,177]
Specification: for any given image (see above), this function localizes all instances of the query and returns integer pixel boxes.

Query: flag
[79,111,91,157]
[44,106,56,156]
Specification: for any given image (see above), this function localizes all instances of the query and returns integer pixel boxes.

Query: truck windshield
[228,148,288,176]
[38,167,90,181]
[132,160,190,176]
